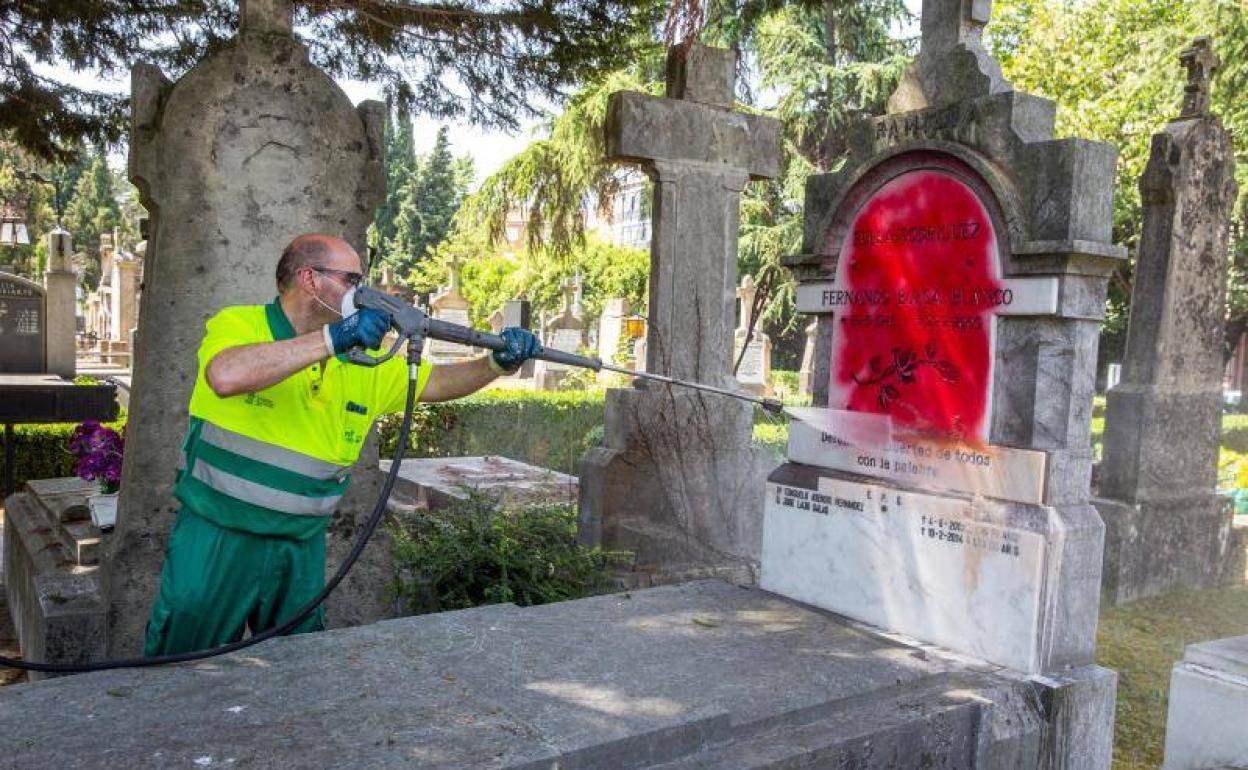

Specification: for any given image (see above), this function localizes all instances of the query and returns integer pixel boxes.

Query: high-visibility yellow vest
[174,299,433,539]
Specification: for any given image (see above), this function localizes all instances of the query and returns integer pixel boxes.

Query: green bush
[0,416,128,491]
[377,389,606,475]
[388,494,630,614]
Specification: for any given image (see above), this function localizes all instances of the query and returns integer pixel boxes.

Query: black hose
[0,374,419,674]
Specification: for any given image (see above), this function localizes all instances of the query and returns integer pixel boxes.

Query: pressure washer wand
[349,286,785,414]
[598,362,785,414]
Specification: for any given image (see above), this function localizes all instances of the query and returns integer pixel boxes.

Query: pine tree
[370,107,418,268]
[63,150,121,290]
[388,127,472,276]
[0,1,665,161]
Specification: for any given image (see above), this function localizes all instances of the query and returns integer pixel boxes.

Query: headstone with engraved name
[762,0,1123,764]
[0,271,46,374]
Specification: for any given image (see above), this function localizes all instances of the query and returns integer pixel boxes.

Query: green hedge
[0,417,128,492]
[377,390,606,476]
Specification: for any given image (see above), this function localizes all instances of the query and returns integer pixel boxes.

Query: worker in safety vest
[143,233,542,656]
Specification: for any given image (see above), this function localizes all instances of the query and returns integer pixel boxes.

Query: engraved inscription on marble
[736,341,765,384]
[760,475,1048,672]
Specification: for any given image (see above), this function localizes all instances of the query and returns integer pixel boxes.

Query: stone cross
[735,274,757,333]
[604,43,779,385]
[447,255,463,293]
[1180,36,1218,118]
[920,0,992,57]
[561,275,578,314]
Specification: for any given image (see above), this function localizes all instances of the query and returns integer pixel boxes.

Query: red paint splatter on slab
[827,169,1004,441]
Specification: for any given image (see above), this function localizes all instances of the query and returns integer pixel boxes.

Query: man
[144,233,541,656]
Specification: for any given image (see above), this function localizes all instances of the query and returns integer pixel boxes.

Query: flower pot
[87,492,119,530]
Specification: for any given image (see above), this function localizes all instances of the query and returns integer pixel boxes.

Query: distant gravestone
[42,226,76,378]
[428,256,474,361]
[105,0,387,656]
[596,297,630,385]
[1096,37,1239,604]
[502,299,534,378]
[797,319,816,397]
[535,275,586,390]
[733,275,770,396]
[762,0,1123,764]
[0,272,45,374]
[580,43,780,573]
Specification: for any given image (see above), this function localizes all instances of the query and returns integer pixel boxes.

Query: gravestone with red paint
[762,0,1123,765]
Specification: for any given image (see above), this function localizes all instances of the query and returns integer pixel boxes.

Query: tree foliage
[64,151,123,290]
[986,0,1248,361]
[387,126,472,274]
[0,0,665,161]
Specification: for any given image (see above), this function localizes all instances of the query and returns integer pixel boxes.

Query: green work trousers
[143,508,326,657]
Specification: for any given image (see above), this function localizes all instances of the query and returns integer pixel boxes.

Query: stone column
[105,0,386,655]
[1096,37,1239,604]
[42,226,76,378]
[109,256,140,367]
[579,44,780,572]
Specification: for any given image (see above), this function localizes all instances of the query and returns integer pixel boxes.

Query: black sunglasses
[310,266,364,287]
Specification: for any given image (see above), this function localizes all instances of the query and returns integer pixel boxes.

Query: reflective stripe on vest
[189,461,342,516]
[186,419,350,518]
[199,422,346,481]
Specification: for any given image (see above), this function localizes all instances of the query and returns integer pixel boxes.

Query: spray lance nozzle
[347,285,786,414]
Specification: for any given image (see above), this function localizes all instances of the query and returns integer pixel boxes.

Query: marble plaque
[544,327,583,370]
[430,307,472,356]
[0,272,46,374]
[736,340,765,384]
[785,407,1047,504]
[760,475,1050,672]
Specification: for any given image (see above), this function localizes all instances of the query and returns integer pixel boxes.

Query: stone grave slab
[1163,635,1248,770]
[0,581,1113,768]
[3,478,107,679]
[0,272,45,374]
[380,455,577,512]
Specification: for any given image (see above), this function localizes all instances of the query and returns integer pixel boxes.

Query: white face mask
[309,281,357,319]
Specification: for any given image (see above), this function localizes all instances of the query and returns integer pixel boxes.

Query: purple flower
[69,421,125,493]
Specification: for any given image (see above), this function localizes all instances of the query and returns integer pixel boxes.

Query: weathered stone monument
[0,271,45,374]
[105,0,387,655]
[42,226,76,378]
[762,0,1123,762]
[733,274,771,395]
[534,275,586,390]
[427,256,474,361]
[596,296,630,384]
[1096,37,1239,604]
[580,44,780,574]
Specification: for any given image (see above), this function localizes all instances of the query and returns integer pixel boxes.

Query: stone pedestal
[3,478,107,680]
[579,44,780,572]
[42,227,76,378]
[1163,635,1248,770]
[105,0,386,656]
[1096,37,1238,604]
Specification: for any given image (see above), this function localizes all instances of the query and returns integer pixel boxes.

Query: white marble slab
[785,407,1048,504]
[795,276,1060,316]
[760,475,1052,673]
[1163,635,1248,770]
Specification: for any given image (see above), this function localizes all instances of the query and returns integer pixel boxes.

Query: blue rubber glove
[327,308,390,354]
[492,327,543,372]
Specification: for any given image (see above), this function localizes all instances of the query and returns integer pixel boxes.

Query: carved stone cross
[447,254,463,292]
[921,0,993,56]
[735,274,757,333]
[1179,36,1218,118]
[561,275,578,313]
[240,0,292,34]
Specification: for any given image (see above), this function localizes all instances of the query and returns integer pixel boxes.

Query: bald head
[276,234,361,291]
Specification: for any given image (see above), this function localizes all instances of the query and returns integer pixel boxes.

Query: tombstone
[1104,362,1122,392]
[427,256,474,361]
[579,44,780,574]
[534,275,586,390]
[733,275,771,396]
[1096,37,1239,604]
[42,226,76,378]
[761,0,1124,763]
[381,456,577,513]
[0,271,45,374]
[104,0,387,656]
[1163,634,1248,770]
[797,319,816,397]
[106,244,141,368]
[596,297,630,385]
